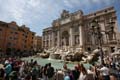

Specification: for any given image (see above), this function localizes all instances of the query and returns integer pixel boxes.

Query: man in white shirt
[99,64,110,80]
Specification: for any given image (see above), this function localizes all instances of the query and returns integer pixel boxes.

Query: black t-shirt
[72,70,80,80]
[47,67,54,78]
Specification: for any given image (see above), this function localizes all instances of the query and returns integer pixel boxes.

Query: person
[30,59,34,67]
[4,60,12,80]
[99,64,110,80]
[62,63,70,76]
[19,62,25,78]
[43,64,48,80]
[78,64,87,80]
[85,66,95,80]
[47,63,54,80]
[9,71,18,80]
[110,73,117,80]
[0,68,4,79]
[39,66,44,79]
[31,60,38,80]
[56,69,64,80]
[72,65,80,80]
[77,63,81,71]
[92,64,99,80]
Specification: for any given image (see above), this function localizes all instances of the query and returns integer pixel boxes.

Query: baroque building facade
[42,7,119,52]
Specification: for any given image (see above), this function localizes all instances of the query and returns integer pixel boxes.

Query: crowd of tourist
[0,57,120,80]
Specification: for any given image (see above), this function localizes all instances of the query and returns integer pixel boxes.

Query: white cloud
[63,0,113,9]
[0,0,118,35]
[63,0,73,8]
[28,0,38,7]
[63,0,81,8]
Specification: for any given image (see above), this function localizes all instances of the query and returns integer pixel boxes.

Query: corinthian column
[44,35,47,49]
[52,31,54,47]
[57,31,60,47]
[49,34,51,48]
[42,36,44,48]
[79,25,83,47]
[69,27,73,47]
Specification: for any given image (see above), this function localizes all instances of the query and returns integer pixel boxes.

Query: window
[24,40,27,43]
[9,37,12,40]
[31,46,33,49]
[22,34,24,36]
[0,28,2,31]
[104,10,107,12]
[111,47,115,53]
[11,31,13,34]
[11,26,17,30]
[7,42,12,47]
[26,32,28,34]
[15,32,18,34]
[14,37,17,40]
[87,47,91,51]
[94,13,96,16]
[32,33,34,35]
[24,45,26,48]
[25,36,27,38]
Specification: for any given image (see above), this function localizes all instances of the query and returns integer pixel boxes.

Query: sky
[0,0,120,36]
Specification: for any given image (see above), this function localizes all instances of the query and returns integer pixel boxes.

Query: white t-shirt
[100,66,109,76]
[78,72,86,80]
[87,69,94,74]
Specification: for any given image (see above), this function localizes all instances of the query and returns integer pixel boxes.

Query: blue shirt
[5,64,12,75]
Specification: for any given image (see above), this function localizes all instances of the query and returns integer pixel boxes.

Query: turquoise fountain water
[22,56,91,69]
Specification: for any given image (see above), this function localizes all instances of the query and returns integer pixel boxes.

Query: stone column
[79,25,83,47]
[52,31,54,48]
[44,35,46,49]
[45,35,48,48]
[69,27,73,47]
[49,34,51,48]
[42,36,44,49]
[100,23,107,44]
[114,20,118,40]
[57,31,60,47]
